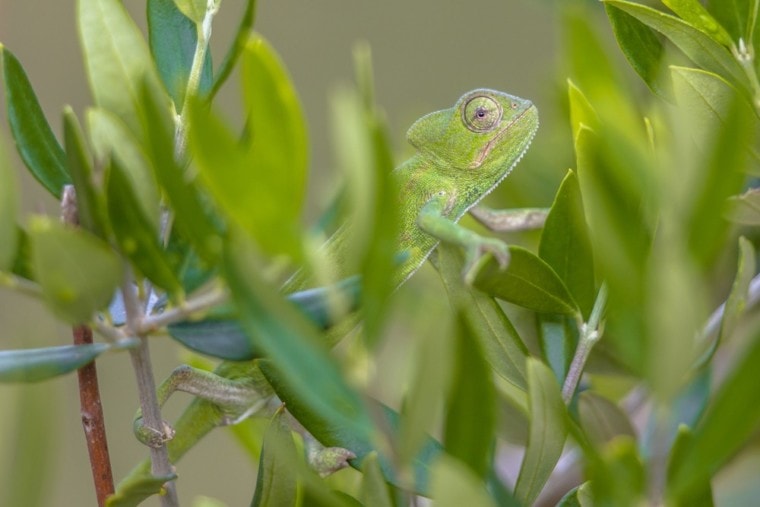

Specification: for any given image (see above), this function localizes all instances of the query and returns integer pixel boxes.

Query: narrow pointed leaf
[105,471,177,507]
[0,137,18,270]
[63,107,107,236]
[429,455,497,507]
[210,0,257,97]
[443,311,497,480]
[251,412,299,507]
[78,0,157,134]
[106,159,181,296]
[514,358,567,506]
[437,245,528,390]
[172,0,206,24]
[359,452,394,507]
[662,0,734,47]
[29,216,121,323]
[473,246,579,316]
[0,343,111,382]
[1,46,70,197]
[148,0,212,107]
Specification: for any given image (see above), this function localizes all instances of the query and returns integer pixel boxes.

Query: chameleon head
[407,88,538,172]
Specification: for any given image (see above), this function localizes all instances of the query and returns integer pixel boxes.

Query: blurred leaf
[251,411,298,507]
[148,0,212,108]
[106,158,181,296]
[539,169,595,317]
[0,136,18,271]
[667,426,715,506]
[472,246,579,316]
[578,392,636,447]
[705,0,757,42]
[63,108,107,236]
[605,4,667,94]
[140,79,221,261]
[590,437,646,505]
[443,311,497,480]
[78,0,157,135]
[190,36,306,261]
[239,33,306,257]
[514,358,567,506]
[727,188,760,224]
[603,1,748,92]
[88,108,161,231]
[720,236,756,342]
[669,329,760,499]
[1,384,56,507]
[210,0,257,97]
[0,343,111,382]
[172,0,206,25]
[29,216,121,323]
[676,74,753,265]
[662,0,734,47]
[105,471,177,507]
[437,245,528,390]
[1,46,70,197]
[557,482,593,507]
[193,497,229,507]
[10,227,33,280]
[429,454,496,507]
[567,80,599,142]
[359,452,394,507]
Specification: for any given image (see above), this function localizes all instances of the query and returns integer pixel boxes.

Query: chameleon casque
[118,88,539,495]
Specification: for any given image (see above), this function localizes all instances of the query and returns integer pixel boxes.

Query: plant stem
[138,286,228,334]
[62,185,115,506]
[561,283,608,404]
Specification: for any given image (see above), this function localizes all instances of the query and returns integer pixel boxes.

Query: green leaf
[1,46,70,197]
[669,329,760,499]
[719,236,756,342]
[63,108,107,236]
[557,482,593,507]
[578,392,636,448]
[589,437,646,505]
[605,3,667,94]
[603,1,748,92]
[567,80,599,142]
[443,311,497,480]
[472,246,579,316]
[726,188,760,224]
[429,455,496,507]
[0,343,112,382]
[514,358,567,506]
[662,0,734,47]
[666,426,714,506]
[539,169,595,317]
[210,0,257,97]
[167,276,361,360]
[87,108,160,230]
[251,412,299,507]
[172,0,206,24]
[705,0,757,42]
[105,471,177,507]
[148,0,213,107]
[0,136,18,271]
[190,35,307,260]
[436,245,528,390]
[106,158,181,296]
[29,216,121,323]
[538,316,577,385]
[359,452,394,507]
[139,79,221,261]
[78,0,157,135]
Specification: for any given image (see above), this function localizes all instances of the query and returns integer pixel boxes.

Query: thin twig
[62,186,115,506]
[138,287,228,334]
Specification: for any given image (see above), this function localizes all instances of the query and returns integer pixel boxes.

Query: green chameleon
[117,88,540,497]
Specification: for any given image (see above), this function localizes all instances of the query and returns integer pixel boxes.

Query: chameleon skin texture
[308,89,538,289]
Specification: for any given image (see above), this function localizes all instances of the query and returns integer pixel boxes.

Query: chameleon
[115,88,539,498]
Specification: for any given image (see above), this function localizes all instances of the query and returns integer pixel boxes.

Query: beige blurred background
[0,0,557,505]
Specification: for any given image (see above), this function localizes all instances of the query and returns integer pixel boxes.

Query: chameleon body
[115,89,538,497]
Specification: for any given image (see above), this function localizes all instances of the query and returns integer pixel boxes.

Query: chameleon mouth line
[472,104,536,168]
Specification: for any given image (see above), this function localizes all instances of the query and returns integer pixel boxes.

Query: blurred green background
[0,0,565,505]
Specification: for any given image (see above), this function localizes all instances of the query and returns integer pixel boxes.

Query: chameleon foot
[308,446,357,477]
[134,417,175,448]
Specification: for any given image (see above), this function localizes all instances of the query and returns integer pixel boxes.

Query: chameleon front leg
[418,195,510,283]
[469,205,548,232]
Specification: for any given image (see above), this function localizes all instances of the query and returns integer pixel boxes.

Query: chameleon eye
[462,95,502,133]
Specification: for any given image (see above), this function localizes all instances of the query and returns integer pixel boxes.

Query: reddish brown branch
[74,324,115,506]
[63,186,115,505]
